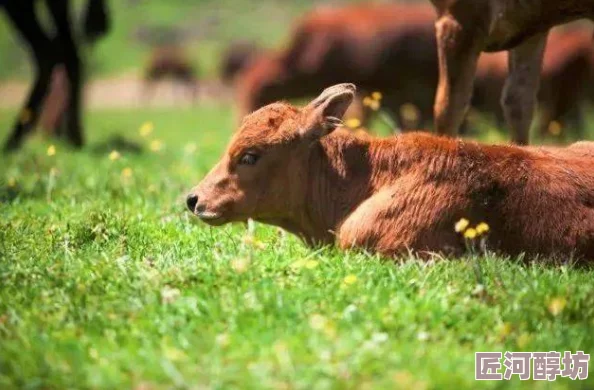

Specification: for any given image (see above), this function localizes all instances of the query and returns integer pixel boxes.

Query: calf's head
[186,83,355,226]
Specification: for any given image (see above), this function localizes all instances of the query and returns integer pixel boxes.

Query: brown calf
[187,83,594,261]
[235,3,439,130]
[472,26,594,138]
[431,0,594,145]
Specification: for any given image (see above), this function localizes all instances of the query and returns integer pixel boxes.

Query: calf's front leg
[337,183,467,258]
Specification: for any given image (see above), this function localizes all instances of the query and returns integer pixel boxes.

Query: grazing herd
[3,1,594,258]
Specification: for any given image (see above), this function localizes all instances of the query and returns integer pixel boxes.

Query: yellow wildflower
[309,314,326,330]
[47,145,56,156]
[344,118,361,129]
[121,167,133,178]
[305,260,319,269]
[464,228,477,239]
[547,297,567,316]
[400,103,420,123]
[516,333,532,349]
[216,333,230,347]
[476,222,490,235]
[454,218,469,233]
[7,177,16,187]
[362,96,373,107]
[108,150,121,161]
[548,121,562,136]
[150,140,163,152]
[343,274,357,285]
[371,91,383,101]
[139,121,154,137]
[231,257,250,273]
[368,100,380,111]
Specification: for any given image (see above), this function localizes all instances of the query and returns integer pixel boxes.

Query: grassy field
[1,105,594,389]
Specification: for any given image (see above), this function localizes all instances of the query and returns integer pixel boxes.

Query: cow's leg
[3,1,56,152]
[338,182,466,258]
[500,32,548,145]
[433,15,484,137]
[47,0,84,147]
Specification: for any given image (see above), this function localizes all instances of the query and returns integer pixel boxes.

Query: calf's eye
[239,152,260,166]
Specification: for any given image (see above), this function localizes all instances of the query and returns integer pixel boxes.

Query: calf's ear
[300,83,355,139]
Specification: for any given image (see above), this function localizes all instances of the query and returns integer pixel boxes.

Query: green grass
[1,107,594,389]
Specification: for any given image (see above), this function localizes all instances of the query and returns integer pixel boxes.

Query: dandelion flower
[47,145,56,156]
[216,333,230,347]
[139,121,154,137]
[309,314,326,330]
[454,218,469,233]
[464,228,477,239]
[150,139,163,152]
[547,297,567,316]
[368,100,380,111]
[476,222,490,235]
[160,286,180,304]
[108,150,121,161]
[345,118,361,129]
[231,257,250,273]
[548,121,562,136]
[400,103,420,123]
[371,91,383,101]
[121,167,133,178]
[343,274,357,285]
[305,260,319,269]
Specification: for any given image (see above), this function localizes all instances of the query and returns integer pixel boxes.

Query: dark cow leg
[3,1,56,152]
[46,0,84,147]
[500,32,547,145]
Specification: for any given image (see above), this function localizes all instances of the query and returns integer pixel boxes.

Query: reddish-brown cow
[187,84,594,261]
[431,0,594,145]
[235,3,439,130]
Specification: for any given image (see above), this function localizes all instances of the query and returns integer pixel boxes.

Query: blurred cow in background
[2,0,110,151]
[219,41,263,85]
[141,45,199,105]
[235,3,439,131]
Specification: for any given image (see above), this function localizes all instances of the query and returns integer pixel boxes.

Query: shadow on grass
[90,135,144,155]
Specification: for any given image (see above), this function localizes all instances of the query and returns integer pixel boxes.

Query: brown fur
[235,3,439,130]
[187,84,594,261]
[431,0,594,145]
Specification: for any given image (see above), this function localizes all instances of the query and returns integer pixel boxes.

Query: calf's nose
[186,193,199,212]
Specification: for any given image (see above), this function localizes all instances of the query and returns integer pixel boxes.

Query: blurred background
[0,0,593,142]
